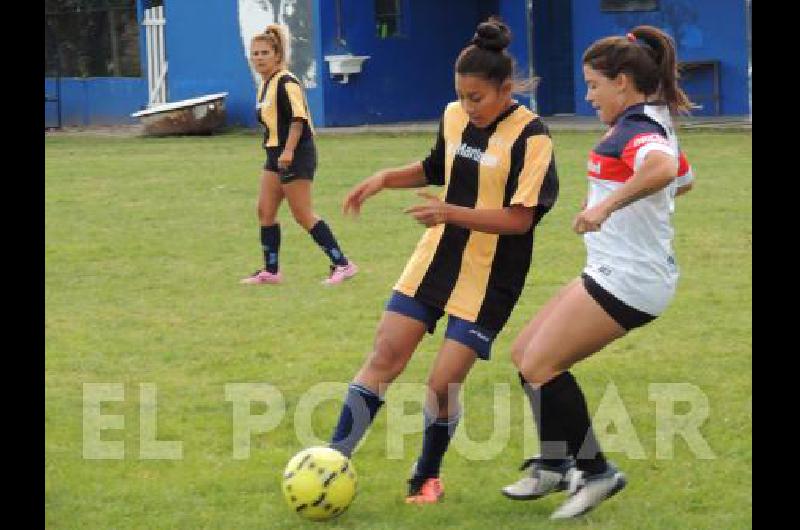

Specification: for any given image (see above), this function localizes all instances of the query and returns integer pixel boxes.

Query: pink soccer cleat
[322,261,358,285]
[240,269,283,285]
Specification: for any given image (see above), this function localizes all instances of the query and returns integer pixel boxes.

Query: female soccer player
[327,18,559,504]
[500,25,695,519]
[241,25,357,285]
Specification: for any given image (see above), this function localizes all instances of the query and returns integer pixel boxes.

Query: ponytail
[628,25,691,114]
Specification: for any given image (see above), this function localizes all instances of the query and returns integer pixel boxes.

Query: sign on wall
[238,0,317,88]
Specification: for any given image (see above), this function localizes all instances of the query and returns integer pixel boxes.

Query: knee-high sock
[414,412,461,479]
[528,371,608,475]
[519,372,570,466]
[329,383,383,457]
[309,220,348,266]
[260,224,280,273]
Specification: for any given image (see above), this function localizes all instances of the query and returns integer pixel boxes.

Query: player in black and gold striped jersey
[241,25,357,286]
[326,18,559,504]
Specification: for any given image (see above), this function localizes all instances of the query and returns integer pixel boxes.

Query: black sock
[540,371,607,475]
[329,383,384,457]
[414,412,460,479]
[519,372,569,466]
[309,220,348,266]
[260,224,280,273]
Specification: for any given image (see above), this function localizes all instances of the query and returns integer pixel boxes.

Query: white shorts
[582,262,677,316]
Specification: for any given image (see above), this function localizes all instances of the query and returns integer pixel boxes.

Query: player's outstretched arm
[343,161,427,216]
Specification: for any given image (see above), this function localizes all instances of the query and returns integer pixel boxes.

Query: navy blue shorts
[264,142,317,183]
[385,290,497,360]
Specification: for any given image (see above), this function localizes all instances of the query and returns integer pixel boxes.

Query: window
[601,0,659,12]
[45,0,141,77]
[375,0,401,39]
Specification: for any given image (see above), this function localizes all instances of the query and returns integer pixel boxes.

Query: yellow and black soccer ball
[282,446,357,521]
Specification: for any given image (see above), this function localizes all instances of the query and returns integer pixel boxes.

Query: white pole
[158,6,167,104]
[146,8,155,106]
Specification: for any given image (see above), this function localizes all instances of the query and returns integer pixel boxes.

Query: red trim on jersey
[621,133,672,170]
[588,151,633,183]
[678,151,690,177]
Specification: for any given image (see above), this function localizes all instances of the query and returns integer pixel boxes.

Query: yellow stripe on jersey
[511,135,553,207]
[284,81,309,121]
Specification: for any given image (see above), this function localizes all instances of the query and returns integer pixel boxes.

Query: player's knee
[520,361,560,387]
[368,334,406,378]
[510,338,526,369]
[425,379,458,413]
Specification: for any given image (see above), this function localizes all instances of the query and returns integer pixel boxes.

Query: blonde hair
[251,24,291,69]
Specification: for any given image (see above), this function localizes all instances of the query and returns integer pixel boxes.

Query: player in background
[500,25,694,519]
[241,25,357,286]
[327,18,559,504]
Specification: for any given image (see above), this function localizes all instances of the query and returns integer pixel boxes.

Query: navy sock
[519,372,570,467]
[414,412,460,479]
[540,371,607,475]
[260,224,280,273]
[329,383,384,457]
[309,220,348,266]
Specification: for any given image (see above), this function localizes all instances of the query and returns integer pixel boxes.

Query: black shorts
[264,142,317,183]
[581,273,656,331]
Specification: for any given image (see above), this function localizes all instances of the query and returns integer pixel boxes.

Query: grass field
[45,128,751,529]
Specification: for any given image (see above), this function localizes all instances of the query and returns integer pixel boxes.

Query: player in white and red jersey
[502,25,694,519]
[583,102,693,315]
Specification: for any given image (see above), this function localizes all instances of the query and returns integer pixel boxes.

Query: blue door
[531,0,574,115]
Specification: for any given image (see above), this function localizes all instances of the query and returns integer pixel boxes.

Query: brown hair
[251,24,290,69]
[582,25,692,114]
[455,16,539,93]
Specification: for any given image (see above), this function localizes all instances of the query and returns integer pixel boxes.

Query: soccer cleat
[501,456,575,500]
[322,261,358,285]
[550,462,627,519]
[240,269,282,285]
[405,476,444,504]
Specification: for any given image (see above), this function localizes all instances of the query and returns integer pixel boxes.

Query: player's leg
[405,337,478,504]
[515,277,632,518]
[241,169,284,284]
[329,293,439,457]
[502,279,592,500]
[406,315,497,504]
[281,160,356,285]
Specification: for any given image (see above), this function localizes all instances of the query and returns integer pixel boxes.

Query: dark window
[45,0,141,77]
[601,0,659,12]
[375,0,401,38]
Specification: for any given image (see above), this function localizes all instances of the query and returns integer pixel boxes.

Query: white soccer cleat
[550,462,627,519]
[500,456,575,500]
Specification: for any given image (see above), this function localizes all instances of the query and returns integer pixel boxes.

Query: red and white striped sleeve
[620,132,677,172]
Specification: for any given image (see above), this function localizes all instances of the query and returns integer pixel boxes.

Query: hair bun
[472,20,510,52]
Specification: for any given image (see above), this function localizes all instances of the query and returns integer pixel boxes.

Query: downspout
[525,0,536,112]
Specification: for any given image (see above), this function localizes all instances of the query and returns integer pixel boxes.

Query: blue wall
[46,0,750,127]
[571,0,750,116]
[45,77,147,127]
[165,0,264,127]
[319,0,486,126]
[317,0,534,126]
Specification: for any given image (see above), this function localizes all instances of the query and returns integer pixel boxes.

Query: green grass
[46,129,752,529]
